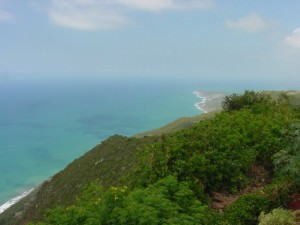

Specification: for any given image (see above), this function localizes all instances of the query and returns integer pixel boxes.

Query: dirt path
[211,165,269,211]
[287,194,300,224]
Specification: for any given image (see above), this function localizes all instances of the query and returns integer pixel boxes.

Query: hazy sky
[0,0,300,86]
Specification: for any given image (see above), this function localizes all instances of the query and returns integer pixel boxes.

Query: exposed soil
[287,194,300,224]
[287,194,300,210]
[211,164,269,211]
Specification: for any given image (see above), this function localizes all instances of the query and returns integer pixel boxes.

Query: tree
[222,90,271,112]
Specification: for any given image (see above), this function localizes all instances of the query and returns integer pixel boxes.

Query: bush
[263,178,291,208]
[30,176,211,225]
[272,122,300,187]
[136,106,294,194]
[224,193,271,225]
[258,208,295,225]
[111,176,210,225]
[222,91,272,112]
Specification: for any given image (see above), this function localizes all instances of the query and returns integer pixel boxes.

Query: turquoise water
[0,77,202,205]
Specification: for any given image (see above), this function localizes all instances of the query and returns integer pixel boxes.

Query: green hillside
[0,135,157,225]
[135,111,218,137]
[262,90,300,107]
[1,90,300,225]
[136,90,300,137]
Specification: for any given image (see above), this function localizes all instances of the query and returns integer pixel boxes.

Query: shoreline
[0,189,34,214]
[193,91,211,113]
[193,90,227,113]
[0,90,221,216]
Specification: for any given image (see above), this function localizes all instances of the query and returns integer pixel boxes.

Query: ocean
[0,77,203,207]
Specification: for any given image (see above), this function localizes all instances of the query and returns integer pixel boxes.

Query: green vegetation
[135,111,218,137]
[222,90,272,112]
[262,90,300,109]
[273,122,300,187]
[28,176,212,225]
[136,103,295,193]
[258,208,295,225]
[224,193,271,225]
[1,90,300,225]
[0,135,157,225]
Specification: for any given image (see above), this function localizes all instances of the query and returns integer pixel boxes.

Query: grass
[135,111,219,137]
[262,90,300,107]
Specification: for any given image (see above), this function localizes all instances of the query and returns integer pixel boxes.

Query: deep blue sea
[0,77,205,206]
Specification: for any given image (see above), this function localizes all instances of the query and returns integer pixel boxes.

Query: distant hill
[136,90,300,137]
[262,90,300,107]
[135,111,218,137]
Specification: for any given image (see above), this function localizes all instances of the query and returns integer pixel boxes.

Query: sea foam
[0,189,34,214]
[193,91,209,113]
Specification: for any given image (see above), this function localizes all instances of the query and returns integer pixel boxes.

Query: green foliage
[32,183,128,225]
[273,121,300,187]
[258,208,295,225]
[112,176,210,225]
[29,176,212,225]
[222,90,272,112]
[224,193,271,225]
[136,103,294,194]
[263,178,291,208]
[10,135,155,225]
[27,223,46,225]
[135,111,218,137]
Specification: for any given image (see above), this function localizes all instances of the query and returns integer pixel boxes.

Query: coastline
[193,90,227,113]
[193,91,210,113]
[0,90,225,216]
[0,189,34,214]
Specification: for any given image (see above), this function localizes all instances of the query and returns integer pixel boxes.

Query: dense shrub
[224,193,271,225]
[258,208,295,225]
[136,104,294,193]
[29,176,212,225]
[263,178,291,208]
[111,176,210,225]
[273,122,300,187]
[222,90,272,112]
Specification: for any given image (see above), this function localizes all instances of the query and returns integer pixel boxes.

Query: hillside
[135,111,218,137]
[1,90,300,225]
[262,90,300,107]
[0,135,157,225]
[136,90,300,137]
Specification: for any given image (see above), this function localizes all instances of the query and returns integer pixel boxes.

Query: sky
[0,0,300,87]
